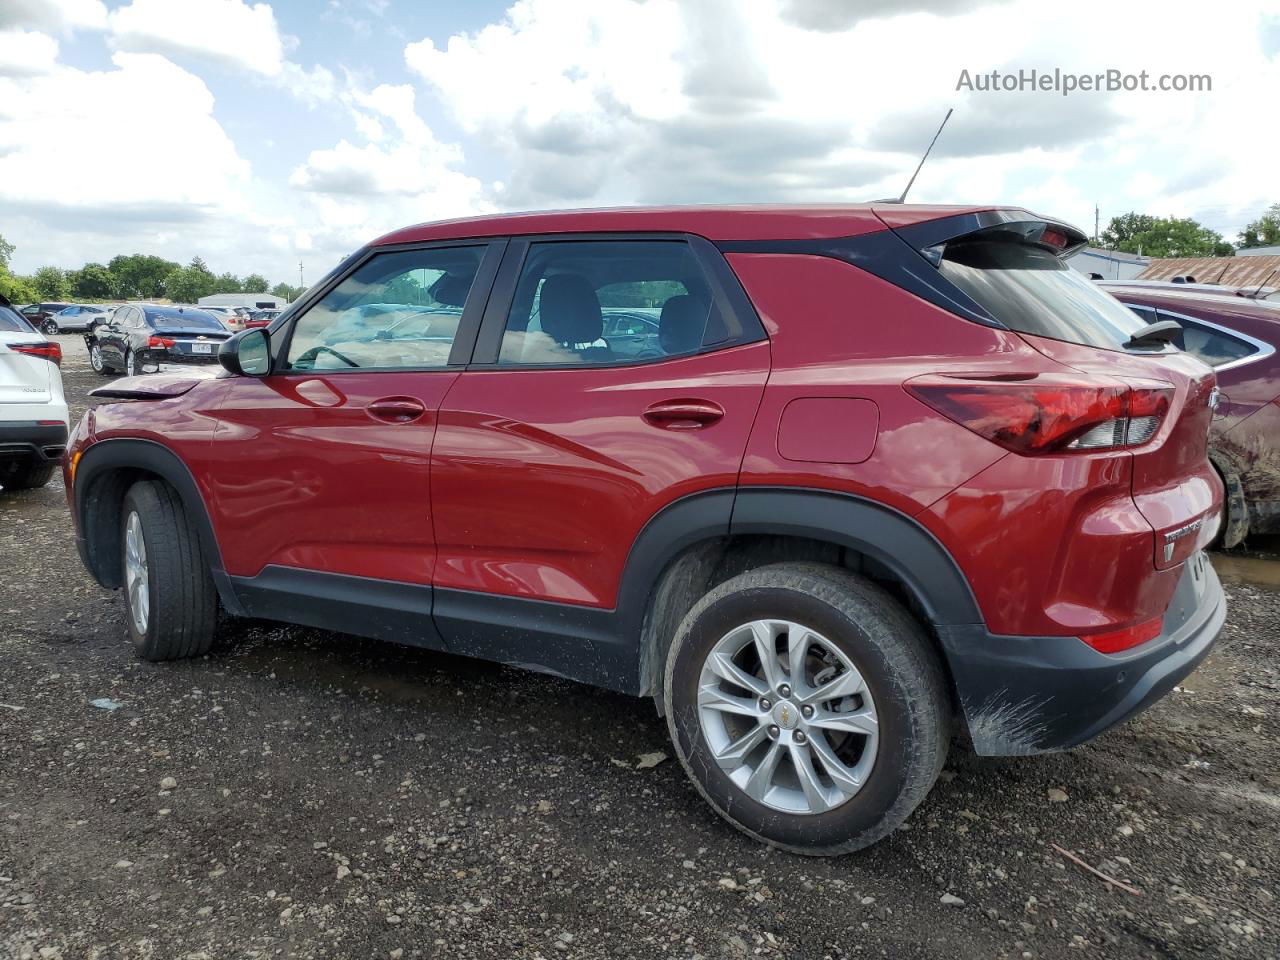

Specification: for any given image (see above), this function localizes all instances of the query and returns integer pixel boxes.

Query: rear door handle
[642,399,725,430]
[368,396,426,423]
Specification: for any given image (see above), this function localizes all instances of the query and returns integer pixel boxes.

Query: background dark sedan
[87,304,231,377]
[1102,282,1280,546]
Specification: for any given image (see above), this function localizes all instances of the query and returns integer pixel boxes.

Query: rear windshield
[144,307,225,329]
[939,234,1150,350]
[1,305,33,333]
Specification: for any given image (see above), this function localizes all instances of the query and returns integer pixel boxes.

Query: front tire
[41,319,58,336]
[89,342,113,376]
[664,562,950,855]
[120,480,218,661]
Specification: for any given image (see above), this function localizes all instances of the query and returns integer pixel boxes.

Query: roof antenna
[1249,267,1277,299]
[884,108,953,204]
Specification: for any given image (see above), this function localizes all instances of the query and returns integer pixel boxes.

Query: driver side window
[286,246,484,371]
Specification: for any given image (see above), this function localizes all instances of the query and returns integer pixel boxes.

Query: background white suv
[0,295,68,491]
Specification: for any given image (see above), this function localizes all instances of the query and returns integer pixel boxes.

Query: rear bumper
[939,552,1224,755]
[138,349,221,366]
[0,421,69,462]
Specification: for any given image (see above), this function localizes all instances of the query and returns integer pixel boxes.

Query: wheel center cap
[771,700,799,730]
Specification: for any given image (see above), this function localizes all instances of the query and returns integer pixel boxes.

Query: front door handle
[642,399,724,430]
[368,396,426,424]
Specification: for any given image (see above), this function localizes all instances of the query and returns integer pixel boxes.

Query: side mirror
[219,328,272,377]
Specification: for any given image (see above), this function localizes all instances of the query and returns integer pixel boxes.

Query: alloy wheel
[697,619,879,815]
[89,344,104,372]
[124,511,150,634]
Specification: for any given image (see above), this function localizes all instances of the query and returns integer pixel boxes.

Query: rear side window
[938,232,1149,350]
[498,240,725,366]
[286,246,485,371]
[0,305,32,332]
[1170,319,1257,368]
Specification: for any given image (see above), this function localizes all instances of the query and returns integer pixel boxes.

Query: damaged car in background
[1103,281,1280,548]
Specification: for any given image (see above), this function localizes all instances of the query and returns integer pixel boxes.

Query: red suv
[65,205,1225,854]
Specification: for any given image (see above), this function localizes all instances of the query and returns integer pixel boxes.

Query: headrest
[659,295,708,354]
[540,274,602,345]
[428,273,473,307]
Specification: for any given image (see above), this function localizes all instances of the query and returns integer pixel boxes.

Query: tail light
[1081,615,1162,654]
[148,336,176,348]
[11,342,62,366]
[906,373,1173,455]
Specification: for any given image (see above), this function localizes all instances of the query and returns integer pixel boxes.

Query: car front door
[429,235,771,684]
[203,241,502,648]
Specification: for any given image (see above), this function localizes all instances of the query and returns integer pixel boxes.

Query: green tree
[1239,204,1280,249]
[212,272,242,294]
[68,263,114,299]
[0,270,38,304]
[164,257,218,304]
[109,254,180,299]
[1101,213,1157,249]
[0,233,14,270]
[1103,213,1231,258]
[271,282,304,302]
[33,266,69,300]
[242,273,269,293]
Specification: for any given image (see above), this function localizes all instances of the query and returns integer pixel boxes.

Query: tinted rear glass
[939,233,1150,350]
[144,307,225,329]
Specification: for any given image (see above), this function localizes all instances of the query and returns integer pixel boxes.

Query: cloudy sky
[1,0,1277,288]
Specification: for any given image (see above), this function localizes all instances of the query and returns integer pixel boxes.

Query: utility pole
[298,260,304,291]
[1094,205,1100,246]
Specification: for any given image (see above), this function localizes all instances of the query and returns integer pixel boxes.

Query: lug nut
[801,704,814,719]
[767,724,780,739]
[760,698,772,711]
[778,684,791,698]
[794,731,807,744]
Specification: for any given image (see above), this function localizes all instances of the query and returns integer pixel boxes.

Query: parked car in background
[65,205,1224,855]
[42,303,113,335]
[197,305,241,331]
[1102,281,1280,547]
[0,294,67,491]
[85,304,232,376]
[600,309,663,358]
[243,308,282,329]
[18,302,71,333]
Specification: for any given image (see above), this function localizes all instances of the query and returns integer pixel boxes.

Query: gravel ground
[2,334,1278,960]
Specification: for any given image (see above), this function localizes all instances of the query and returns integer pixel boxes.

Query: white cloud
[0,29,59,75]
[404,0,1280,238]
[0,51,250,257]
[0,0,107,32]
[108,0,285,76]
[288,82,490,253]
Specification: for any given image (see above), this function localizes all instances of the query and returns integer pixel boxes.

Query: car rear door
[204,241,503,648]
[428,234,770,683]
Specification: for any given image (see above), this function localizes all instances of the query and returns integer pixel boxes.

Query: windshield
[144,307,225,330]
[939,233,1151,351]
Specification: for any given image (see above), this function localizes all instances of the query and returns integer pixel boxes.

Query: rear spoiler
[874,207,1090,261]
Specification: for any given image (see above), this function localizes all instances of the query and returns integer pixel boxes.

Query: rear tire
[125,348,141,377]
[664,562,950,855]
[0,458,57,491]
[120,480,218,661]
